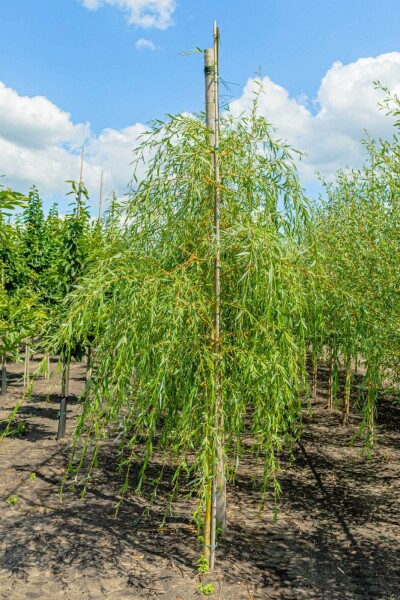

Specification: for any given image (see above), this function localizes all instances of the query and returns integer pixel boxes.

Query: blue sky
[1,0,400,212]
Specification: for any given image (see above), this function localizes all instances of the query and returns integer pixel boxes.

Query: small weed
[197,583,214,596]
[6,494,19,505]
[196,554,209,574]
[5,421,27,438]
[29,472,36,480]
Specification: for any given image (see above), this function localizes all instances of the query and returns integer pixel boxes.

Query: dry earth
[0,356,399,599]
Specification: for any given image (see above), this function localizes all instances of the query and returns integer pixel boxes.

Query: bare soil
[0,357,399,599]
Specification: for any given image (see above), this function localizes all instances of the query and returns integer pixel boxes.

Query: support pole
[212,22,227,541]
[57,359,70,440]
[1,355,6,396]
[203,44,215,569]
[204,21,226,571]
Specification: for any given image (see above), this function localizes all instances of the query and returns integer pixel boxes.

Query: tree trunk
[327,355,333,410]
[312,352,318,400]
[342,358,351,425]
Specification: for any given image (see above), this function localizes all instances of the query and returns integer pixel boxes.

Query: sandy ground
[0,355,399,599]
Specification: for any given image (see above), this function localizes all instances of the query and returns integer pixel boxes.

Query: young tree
[50,100,311,564]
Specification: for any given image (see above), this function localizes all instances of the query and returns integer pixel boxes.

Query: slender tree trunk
[45,354,50,380]
[24,340,30,387]
[367,376,375,446]
[312,350,318,400]
[342,357,351,425]
[327,355,333,410]
[86,347,92,383]
[204,486,212,566]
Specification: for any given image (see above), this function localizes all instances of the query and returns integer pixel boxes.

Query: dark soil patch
[0,357,399,599]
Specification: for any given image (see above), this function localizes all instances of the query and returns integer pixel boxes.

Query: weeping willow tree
[50,89,311,563]
[308,89,400,445]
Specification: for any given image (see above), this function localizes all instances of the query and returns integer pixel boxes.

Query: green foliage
[2,420,28,438]
[197,583,215,595]
[197,555,209,574]
[5,494,19,505]
[23,186,47,272]
[1,71,400,567]
[0,177,26,215]
[50,103,309,516]
[59,180,91,296]
[305,86,400,442]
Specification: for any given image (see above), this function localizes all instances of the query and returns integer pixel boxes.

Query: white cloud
[79,0,176,29]
[2,52,400,210]
[85,123,148,192]
[230,52,400,183]
[0,82,88,149]
[136,37,157,50]
[0,81,145,205]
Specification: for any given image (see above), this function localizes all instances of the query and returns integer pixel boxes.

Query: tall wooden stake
[204,21,226,571]
[204,44,215,570]
[57,359,70,440]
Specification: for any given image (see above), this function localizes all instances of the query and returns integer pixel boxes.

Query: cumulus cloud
[79,0,176,29]
[230,52,400,183]
[136,37,157,50]
[0,81,145,205]
[2,52,400,210]
[85,123,148,192]
[0,82,88,149]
